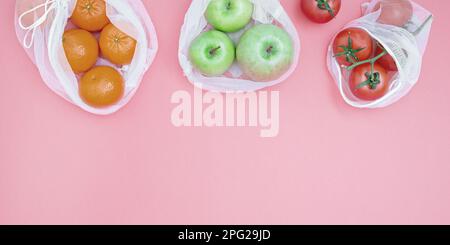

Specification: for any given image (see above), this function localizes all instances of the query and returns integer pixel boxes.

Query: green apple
[205,0,254,33]
[189,30,235,76]
[236,24,294,82]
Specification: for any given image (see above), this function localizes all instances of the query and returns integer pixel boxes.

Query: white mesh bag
[327,0,433,108]
[15,0,159,115]
[179,0,301,92]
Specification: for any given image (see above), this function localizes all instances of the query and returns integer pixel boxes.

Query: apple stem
[209,46,221,56]
[226,1,232,10]
[266,46,273,54]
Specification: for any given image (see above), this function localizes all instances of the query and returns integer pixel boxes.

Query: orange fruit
[99,24,137,66]
[79,66,125,108]
[62,29,99,73]
[71,0,110,32]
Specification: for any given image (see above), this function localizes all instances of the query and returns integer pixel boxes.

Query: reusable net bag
[15,0,158,115]
[327,0,433,108]
[179,0,301,92]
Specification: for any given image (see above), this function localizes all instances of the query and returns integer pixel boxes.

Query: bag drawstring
[18,0,58,49]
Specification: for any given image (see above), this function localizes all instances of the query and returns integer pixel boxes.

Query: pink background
[1,0,449,225]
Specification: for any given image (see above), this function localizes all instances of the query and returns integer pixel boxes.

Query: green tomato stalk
[357,64,382,90]
[346,45,387,71]
[316,0,335,17]
[347,43,387,91]
[334,33,366,64]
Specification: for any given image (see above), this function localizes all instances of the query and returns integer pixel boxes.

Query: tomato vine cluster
[328,0,431,101]
[301,0,432,102]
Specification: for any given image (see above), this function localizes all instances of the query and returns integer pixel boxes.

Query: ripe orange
[71,0,110,32]
[62,29,99,73]
[99,24,137,66]
[79,66,125,108]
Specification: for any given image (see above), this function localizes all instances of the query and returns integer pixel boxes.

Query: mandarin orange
[71,0,110,32]
[62,29,99,73]
[79,66,125,108]
[99,24,137,66]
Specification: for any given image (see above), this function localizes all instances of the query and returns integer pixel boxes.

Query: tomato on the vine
[301,0,341,24]
[349,63,389,101]
[333,28,374,67]
[372,0,413,27]
[375,45,398,71]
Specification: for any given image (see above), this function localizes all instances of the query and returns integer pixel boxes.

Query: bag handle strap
[18,0,57,49]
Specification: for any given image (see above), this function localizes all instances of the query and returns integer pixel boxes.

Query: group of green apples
[189,0,294,82]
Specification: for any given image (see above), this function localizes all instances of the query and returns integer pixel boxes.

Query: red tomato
[349,63,389,101]
[333,28,374,67]
[372,0,413,27]
[301,0,341,24]
[375,45,398,71]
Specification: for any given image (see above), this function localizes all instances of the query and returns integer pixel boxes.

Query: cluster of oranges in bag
[63,0,136,108]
